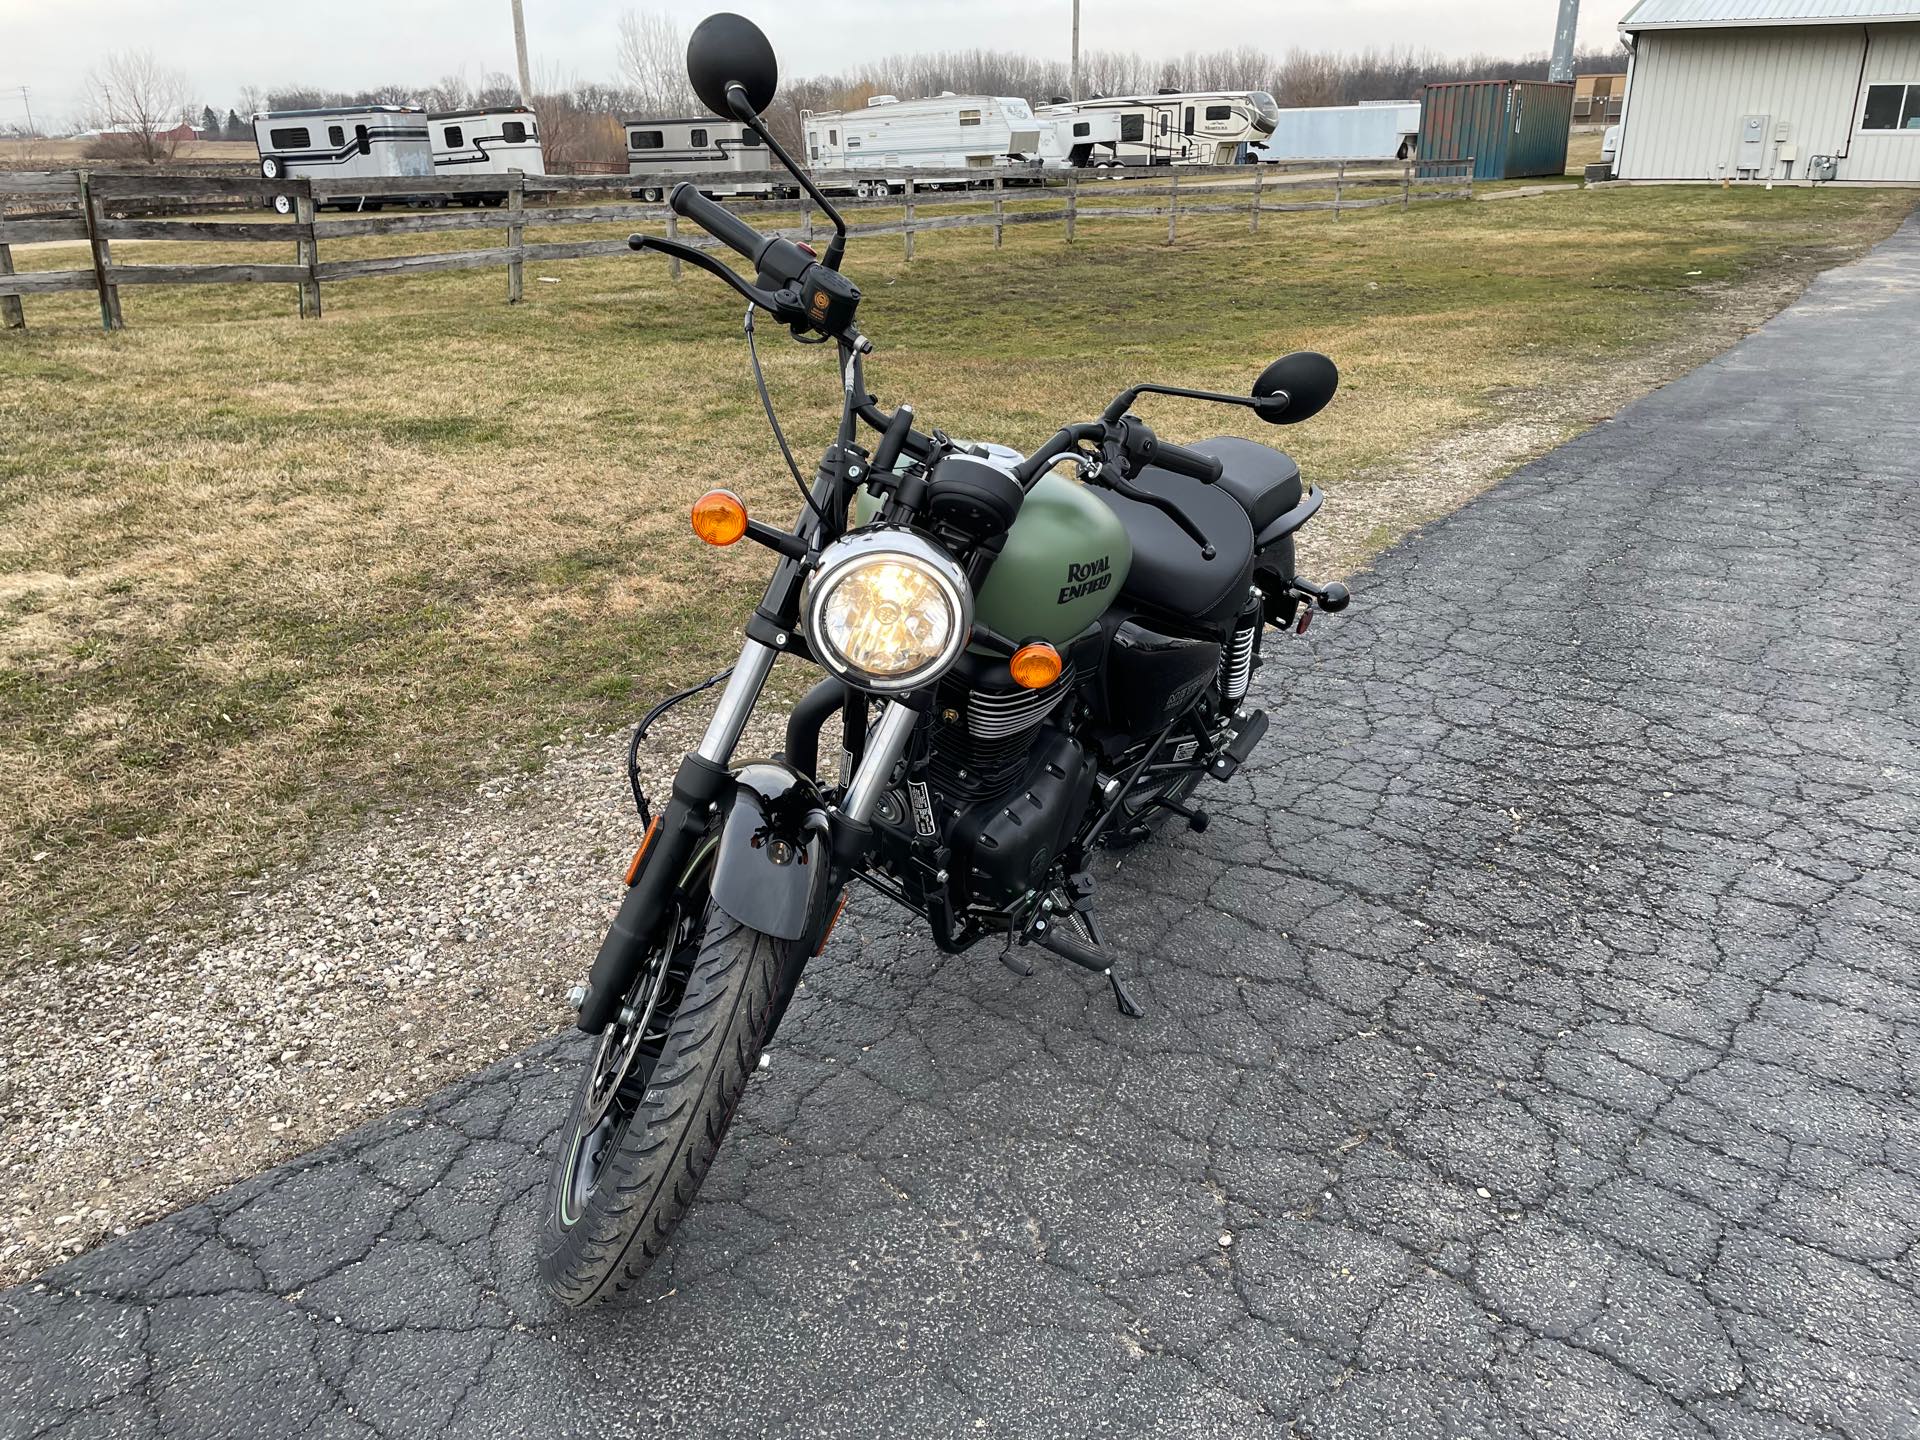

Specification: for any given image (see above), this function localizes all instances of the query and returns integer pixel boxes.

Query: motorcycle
[539,13,1351,1305]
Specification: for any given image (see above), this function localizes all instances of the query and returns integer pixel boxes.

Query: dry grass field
[1,184,1913,968]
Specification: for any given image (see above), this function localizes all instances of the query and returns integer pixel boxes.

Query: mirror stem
[727,85,850,272]
[1100,382,1273,423]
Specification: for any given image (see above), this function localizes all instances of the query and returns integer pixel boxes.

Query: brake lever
[1095,443,1218,561]
[628,234,796,321]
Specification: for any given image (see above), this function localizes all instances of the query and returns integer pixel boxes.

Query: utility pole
[16,85,35,136]
[1070,0,1081,101]
[510,0,533,102]
[1549,0,1580,83]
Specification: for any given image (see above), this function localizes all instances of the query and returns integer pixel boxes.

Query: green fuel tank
[856,469,1132,647]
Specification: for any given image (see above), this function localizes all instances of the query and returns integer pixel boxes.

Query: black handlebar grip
[1150,439,1224,485]
[668,182,768,264]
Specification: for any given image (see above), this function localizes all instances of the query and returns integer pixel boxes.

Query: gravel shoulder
[0,238,1890,1287]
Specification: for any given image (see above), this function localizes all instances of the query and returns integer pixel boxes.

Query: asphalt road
[7,218,1920,1440]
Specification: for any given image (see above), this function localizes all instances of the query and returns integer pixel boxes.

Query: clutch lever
[628,234,795,321]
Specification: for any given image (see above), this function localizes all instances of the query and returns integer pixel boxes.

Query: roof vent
[867,94,899,107]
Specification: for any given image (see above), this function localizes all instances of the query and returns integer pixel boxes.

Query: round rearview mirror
[1252,351,1340,425]
[687,13,780,118]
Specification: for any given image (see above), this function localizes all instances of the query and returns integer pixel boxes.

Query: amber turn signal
[690,489,749,546]
[623,815,662,885]
[1009,641,1063,690]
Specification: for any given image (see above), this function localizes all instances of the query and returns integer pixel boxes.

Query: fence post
[992,175,1004,250]
[1250,164,1262,234]
[1334,159,1346,221]
[0,242,22,329]
[1065,174,1077,244]
[904,177,916,262]
[802,198,814,247]
[666,210,681,280]
[1467,158,1476,200]
[1402,159,1411,209]
[78,173,123,332]
[506,174,524,303]
[1166,168,1178,246]
[294,188,322,318]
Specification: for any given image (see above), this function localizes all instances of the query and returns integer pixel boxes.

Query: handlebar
[1141,437,1223,485]
[669,182,770,266]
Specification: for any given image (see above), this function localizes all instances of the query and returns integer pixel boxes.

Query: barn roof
[1622,0,1920,28]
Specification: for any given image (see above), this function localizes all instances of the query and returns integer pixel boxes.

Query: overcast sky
[1,1,1629,126]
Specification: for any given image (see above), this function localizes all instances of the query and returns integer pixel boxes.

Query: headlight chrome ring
[803,530,974,694]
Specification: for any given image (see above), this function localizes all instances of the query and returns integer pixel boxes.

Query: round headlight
[804,531,973,693]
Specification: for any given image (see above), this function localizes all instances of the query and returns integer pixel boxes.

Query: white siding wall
[1847,24,1920,179]
[1617,25,1865,178]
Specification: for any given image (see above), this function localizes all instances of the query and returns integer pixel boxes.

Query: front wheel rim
[557,877,704,1228]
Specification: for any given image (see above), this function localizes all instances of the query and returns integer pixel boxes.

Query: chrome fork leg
[695,640,778,765]
[839,700,917,824]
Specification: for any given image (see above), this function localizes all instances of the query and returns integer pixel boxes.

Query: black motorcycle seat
[1097,470,1256,629]
[1192,436,1304,532]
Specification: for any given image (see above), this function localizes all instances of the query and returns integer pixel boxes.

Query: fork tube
[695,640,777,765]
[839,700,917,824]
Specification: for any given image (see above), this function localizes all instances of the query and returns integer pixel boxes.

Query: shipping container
[1417,80,1574,180]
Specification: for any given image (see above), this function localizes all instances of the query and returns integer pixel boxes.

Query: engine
[925,666,1094,908]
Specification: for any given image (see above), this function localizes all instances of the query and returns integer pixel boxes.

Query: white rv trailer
[430,106,543,203]
[252,106,434,213]
[803,94,1043,192]
[1249,101,1421,163]
[623,117,786,200]
[1041,91,1280,166]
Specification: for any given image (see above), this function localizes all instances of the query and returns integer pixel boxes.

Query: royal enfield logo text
[1058,556,1113,605]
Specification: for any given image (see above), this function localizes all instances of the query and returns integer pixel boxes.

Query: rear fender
[711,762,833,942]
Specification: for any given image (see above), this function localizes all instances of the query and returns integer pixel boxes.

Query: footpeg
[1289,577,1350,613]
[1208,708,1269,782]
[1026,883,1145,1018]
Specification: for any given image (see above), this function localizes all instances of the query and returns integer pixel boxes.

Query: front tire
[539,903,789,1306]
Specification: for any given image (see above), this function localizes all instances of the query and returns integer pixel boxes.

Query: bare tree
[619,9,696,116]
[84,49,190,163]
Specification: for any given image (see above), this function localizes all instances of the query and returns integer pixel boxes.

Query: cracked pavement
[5,217,1920,1439]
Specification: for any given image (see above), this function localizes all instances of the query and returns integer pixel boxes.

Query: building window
[502,120,528,143]
[443,125,464,148]
[1205,104,1231,121]
[1862,83,1920,130]
[633,130,663,149]
[328,124,344,146]
[958,109,982,127]
[1120,113,1144,143]
[269,127,311,149]
[689,127,708,147]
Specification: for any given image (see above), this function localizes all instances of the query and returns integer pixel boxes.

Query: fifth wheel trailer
[1041,91,1281,165]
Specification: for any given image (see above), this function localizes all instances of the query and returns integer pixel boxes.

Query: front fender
[710,761,832,941]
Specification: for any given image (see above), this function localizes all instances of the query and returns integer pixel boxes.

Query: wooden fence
[0,159,1474,331]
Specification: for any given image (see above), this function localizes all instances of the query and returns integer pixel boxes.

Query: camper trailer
[430,106,543,203]
[804,95,1043,191]
[1250,102,1421,164]
[1042,91,1280,166]
[623,117,785,200]
[252,106,434,213]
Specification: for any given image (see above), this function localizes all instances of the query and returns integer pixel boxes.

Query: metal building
[1615,1,1920,182]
